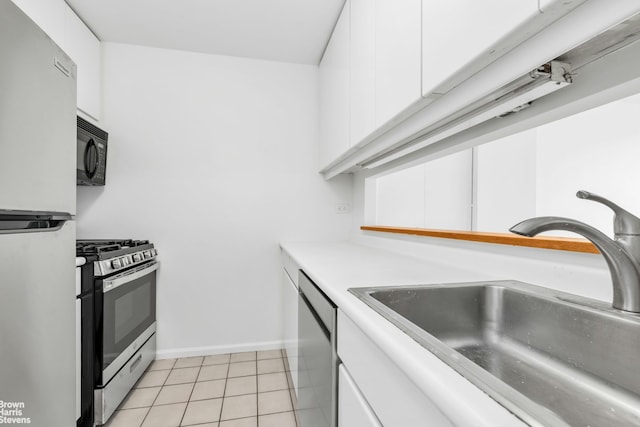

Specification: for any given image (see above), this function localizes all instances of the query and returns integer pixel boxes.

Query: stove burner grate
[76,239,152,256]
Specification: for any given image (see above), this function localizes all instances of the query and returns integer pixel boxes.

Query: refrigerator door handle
[0,210,73,234]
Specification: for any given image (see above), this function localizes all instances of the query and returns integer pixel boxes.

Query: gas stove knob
[143,251,151,259]
[111,259,122,269]
[153,249,158,256]
[132,253,142,262]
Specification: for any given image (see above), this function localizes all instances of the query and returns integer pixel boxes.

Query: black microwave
[77,116,108,186]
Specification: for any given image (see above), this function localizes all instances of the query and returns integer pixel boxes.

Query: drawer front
[339,364,382,427]
[95,334,156,425]
[282,249,300,288]
[337,310,454,427]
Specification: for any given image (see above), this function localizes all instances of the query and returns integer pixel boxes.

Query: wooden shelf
[360,225,599,254]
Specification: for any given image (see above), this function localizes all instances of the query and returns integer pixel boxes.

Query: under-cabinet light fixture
[361,61,572,170]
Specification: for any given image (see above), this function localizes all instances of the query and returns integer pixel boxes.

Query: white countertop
[280,240,526,427]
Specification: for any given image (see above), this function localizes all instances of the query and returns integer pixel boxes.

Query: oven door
[96,261,158,386]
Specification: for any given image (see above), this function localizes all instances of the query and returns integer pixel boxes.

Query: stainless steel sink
[350,281,640,427]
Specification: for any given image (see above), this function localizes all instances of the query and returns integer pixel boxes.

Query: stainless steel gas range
[76,239,159,426]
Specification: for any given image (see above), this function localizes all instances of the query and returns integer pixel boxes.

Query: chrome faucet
[509,190,640,313]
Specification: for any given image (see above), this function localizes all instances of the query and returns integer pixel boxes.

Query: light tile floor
[106,350,298,427]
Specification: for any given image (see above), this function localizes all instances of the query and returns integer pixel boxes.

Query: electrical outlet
[336,203,350,214]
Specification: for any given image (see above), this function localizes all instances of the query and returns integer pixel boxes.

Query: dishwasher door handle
[299,270,335,332]
[300,292,330,339]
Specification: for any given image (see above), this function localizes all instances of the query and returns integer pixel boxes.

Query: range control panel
[95,248,158,277]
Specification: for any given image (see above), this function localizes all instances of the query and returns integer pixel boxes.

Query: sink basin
[350,281,640,427]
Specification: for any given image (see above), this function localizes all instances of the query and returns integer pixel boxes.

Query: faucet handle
[577,190,640,236]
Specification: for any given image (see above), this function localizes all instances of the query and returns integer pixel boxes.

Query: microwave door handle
[84,138,98,179]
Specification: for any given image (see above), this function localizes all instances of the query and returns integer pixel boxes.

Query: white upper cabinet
[10,0,102,122]
[421,0,540,98]
[375,0,422,128]
[347,0,422,153]
[321,0,640,178]
[65,5,102,122]
[349,0,375,145]
[539,0,583,12]
[319,0,351,169]
[11,0,66,47]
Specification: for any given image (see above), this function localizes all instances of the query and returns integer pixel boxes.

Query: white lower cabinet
[339,364,381,427]
[338,310,455,427]
[281,255,299,395]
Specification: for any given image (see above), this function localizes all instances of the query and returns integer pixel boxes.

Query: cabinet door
[338,311,455,427]
[339,365,382,427]
[422,0,539,98]
[350,0,375,145]
[64,5,101,121]
[375,0,422,128]
[282,269,299,395]
[319,0,351,169]
[11,0,66,47]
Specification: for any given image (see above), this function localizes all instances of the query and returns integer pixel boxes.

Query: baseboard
[155,340,285,360]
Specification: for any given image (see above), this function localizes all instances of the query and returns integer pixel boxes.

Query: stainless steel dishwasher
[298,271,338,427]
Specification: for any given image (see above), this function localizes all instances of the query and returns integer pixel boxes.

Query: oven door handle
[103,262,159,293]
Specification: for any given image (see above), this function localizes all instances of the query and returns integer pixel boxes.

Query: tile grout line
[282,349,299,427]
[219,407,298,424]
[284,352,295,426]
[221,352,256,424]
[177,358,203,426]
[219,356,232,424]
[137,360,174,427]
[149,359,176,408]
[115,352,288,427]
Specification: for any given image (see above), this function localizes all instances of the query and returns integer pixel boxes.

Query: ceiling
[65,0,345,65]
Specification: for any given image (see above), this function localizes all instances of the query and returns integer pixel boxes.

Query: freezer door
[0,2,77,214]
[0,220,76,426]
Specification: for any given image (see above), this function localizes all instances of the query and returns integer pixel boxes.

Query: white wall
[535,93,640,237]
[376,164,424,227]
[77,43,353,357]
[474,92,640,236]
[352,170,613,305]
[475,129,537,233]
[374,149,472,230]
[424,150,472,230]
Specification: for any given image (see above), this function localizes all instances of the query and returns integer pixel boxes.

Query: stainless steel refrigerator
[0,1,77,425]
